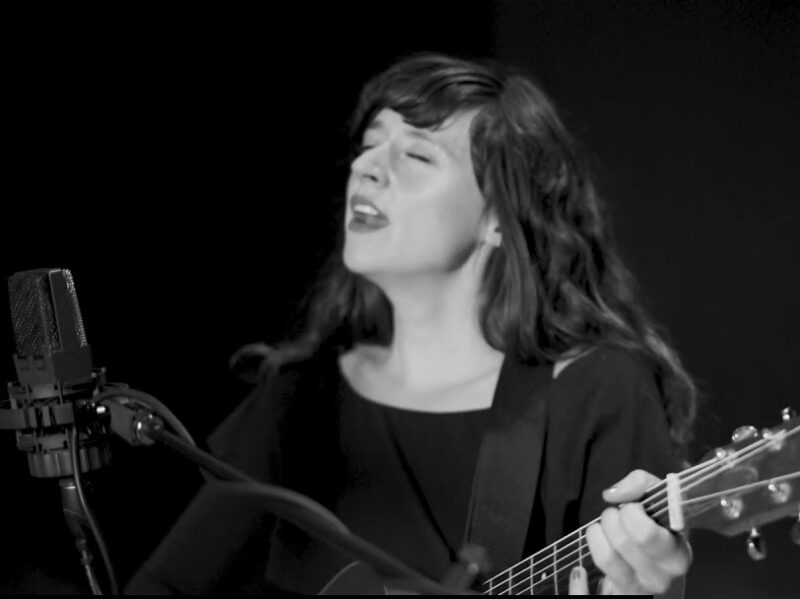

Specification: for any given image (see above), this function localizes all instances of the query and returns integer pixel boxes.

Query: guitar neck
[478,416,800,595]
[479,525,605,595]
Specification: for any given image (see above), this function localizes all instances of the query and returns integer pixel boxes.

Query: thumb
[602,469,661,503]
[568,566,588,595]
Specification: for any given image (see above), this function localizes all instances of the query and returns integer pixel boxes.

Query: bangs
[349,54,502,145]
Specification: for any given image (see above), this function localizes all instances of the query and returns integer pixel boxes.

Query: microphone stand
[60,477,103,595]
[103,396,484,595]
[1,372,119,595]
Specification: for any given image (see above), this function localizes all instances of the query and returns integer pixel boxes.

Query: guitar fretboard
[480,529,605,595]
[480,487,669,595]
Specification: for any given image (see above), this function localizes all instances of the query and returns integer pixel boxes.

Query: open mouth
[349,194,390,230]
[349,211,390,231]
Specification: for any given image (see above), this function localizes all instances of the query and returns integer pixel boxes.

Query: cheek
[398,194,483,260]
[424,181,484,241]
[404,171,482,219]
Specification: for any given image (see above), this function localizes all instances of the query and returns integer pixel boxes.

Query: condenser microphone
[3,268,111,477]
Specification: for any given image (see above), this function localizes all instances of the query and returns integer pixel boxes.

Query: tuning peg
[791,513,800,546]
[731,426,758,443]
[720,497,743,519]
[746,528,767,561]
[767,481,792,504]
[782,407,797,422]
[761,428,786,452]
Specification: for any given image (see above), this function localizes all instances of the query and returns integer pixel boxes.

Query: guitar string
[480,443,767,591]
[482,448,747,593]
[486,425,799,595]
[507,423,799,592]
[481,455,721,592]
[491,536,596,594]
[520,424,800,595]
[548,469,798,595]
[498,429,796,595]
[506,427,799,595]
[679,470,800,507]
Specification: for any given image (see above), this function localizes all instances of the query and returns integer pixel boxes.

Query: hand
[568,469,692,595]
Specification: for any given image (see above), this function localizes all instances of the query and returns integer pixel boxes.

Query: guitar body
[318,561,407,595]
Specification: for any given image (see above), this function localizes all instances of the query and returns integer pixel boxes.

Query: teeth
[353,204,380,216]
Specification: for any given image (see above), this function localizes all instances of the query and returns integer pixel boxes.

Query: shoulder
[248,344,341,395]
[553,345,655,388]
[554,345,652,380]
[542,346,677,467]
[211,348,339,441]
[206,347,340,476]
[547,345,662,417]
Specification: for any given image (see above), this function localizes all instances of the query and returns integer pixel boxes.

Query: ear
[482,214,502,248]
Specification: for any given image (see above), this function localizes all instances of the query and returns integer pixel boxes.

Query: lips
[349,194,390,228]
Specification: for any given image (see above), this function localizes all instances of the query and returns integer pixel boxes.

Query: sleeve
[534,347,685,598]
[124,368,299,595]
[205,373,289,484]
[122,481,279,595]
[576,352,678,527]
[538,347,680,543]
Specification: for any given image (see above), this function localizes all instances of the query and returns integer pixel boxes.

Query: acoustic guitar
[320,410,799,594]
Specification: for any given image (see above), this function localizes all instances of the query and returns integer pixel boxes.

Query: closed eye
[406,152,432,163]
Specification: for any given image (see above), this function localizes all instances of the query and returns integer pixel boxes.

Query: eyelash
[405,152,431,164]
[354,144,432,164]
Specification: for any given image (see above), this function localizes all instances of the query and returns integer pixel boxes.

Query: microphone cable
[67,424,118,595]
[63,386,200,595]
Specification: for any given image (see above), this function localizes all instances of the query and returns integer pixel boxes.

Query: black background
[2,2,798,597]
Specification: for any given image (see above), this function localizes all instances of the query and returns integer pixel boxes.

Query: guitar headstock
[679,408,800,559]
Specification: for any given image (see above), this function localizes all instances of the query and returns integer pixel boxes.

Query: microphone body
[4,268,111,477]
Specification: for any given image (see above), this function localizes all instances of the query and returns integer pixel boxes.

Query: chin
[342,248,380,275]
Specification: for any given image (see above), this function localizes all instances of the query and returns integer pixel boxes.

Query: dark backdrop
[1,2,797,597]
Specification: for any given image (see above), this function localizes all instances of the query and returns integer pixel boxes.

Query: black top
[257,372,492,593]
[124,346,679,595]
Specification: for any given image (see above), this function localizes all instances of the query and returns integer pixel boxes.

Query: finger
[585,515,640,593]
[602,469,661,503]
[598,576,619,595]
[568,566,588,595]
[601,505,676,594]
[618,502,692,577]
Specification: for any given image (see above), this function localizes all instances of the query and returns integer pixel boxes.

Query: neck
[368,248,503,388]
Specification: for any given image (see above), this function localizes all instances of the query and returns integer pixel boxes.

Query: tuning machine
[766,481,792,504]
[746,528,767,561]
[731,425,758,443]
[720,497,743,520]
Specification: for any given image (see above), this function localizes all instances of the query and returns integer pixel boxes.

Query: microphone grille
[63,269,88,347]
[8,269,88,358]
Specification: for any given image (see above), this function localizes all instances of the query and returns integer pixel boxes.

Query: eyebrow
[364,120,452,157]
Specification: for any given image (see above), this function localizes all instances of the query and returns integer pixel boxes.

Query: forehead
[364,108,476,159]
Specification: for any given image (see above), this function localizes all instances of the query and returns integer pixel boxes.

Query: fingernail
[605,485,618,494]
[599,576,614,595]
[570,567,588,596]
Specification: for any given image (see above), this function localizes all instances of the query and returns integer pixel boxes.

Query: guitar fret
[511,559,532,594]
[477,418,800,595]
[525,556,534,594]
[553,541,558,595]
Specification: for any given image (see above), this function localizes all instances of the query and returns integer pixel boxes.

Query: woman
[128,53,695,595]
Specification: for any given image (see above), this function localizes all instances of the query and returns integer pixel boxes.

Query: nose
[350,146,388,187]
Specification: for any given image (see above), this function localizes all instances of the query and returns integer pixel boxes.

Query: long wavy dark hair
[234,53,697,453]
